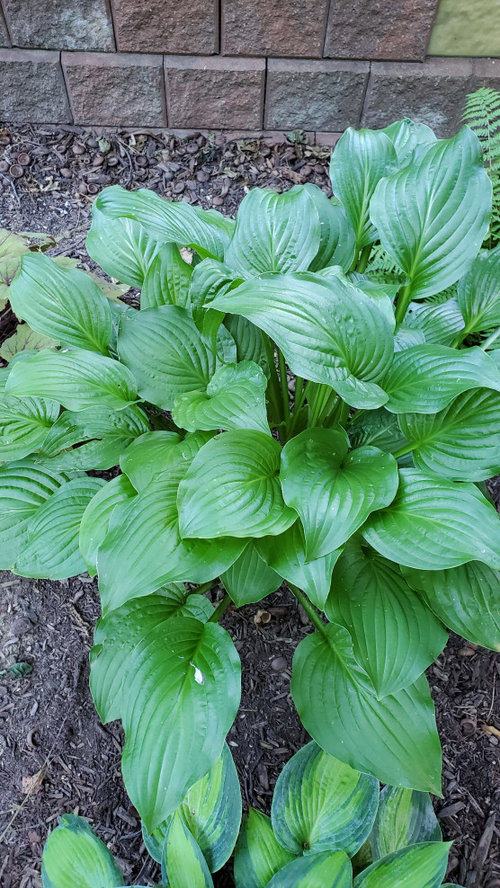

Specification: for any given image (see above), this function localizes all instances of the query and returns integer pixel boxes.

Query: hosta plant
[41,743,462,888]
[1,118,500,857]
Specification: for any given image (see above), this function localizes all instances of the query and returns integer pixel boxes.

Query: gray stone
[222,0,328,57]
[0,8,10,46]
[0,49,71,123]
[166,56,265,129]
[362,59,474,137]
[2,0,114,51]
[112,0,217,54]
[265,59,369,131]
[325,0,440,61]
[62,52,166,127]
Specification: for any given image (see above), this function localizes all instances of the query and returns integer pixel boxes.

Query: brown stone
[265,59,369,131]
[471,58,500,95]
[0,49,71,123]
[2,0,114,51]
[325,0,440,62]
[362,58,474,137]
[165,56,265,129]
[0,8,10,46]
[222,0,329,57]
[62,52,165,127]
[112,0,218,54]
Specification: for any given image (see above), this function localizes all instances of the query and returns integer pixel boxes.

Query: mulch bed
[0,123,498,888]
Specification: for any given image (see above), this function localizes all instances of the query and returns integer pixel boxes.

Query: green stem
[481,325,500,350]
[277,348,291,421]
[289,584,327,637]
[392,443,415,459]
[208,593,232,623]
[194,580,216,597]
[356,244,372,274]
[294,377,305,412]
[263,335,282,420]
[394,284,412,326]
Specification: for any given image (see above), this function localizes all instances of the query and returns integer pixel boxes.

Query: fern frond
[463,87,500,246]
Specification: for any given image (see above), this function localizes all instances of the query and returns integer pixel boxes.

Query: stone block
[362,59,474,137]
[0,9,10,46]
[2,0,114,51]
[471,58,500,94]
[165,56,265,129]
[265,59,369,131]
[62,52,165,127]
[0,49,71,122]
[111,0,218,54]
[325,0,439,61]
[222,0,329,57]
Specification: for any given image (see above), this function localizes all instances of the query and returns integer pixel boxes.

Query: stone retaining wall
[0,0,499,135]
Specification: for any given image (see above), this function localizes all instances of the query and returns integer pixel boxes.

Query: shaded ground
[0,123,498,888]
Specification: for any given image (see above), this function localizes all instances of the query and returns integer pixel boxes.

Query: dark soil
[0,123,499,888]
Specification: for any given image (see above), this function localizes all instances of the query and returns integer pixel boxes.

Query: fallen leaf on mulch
[21,769,45,795]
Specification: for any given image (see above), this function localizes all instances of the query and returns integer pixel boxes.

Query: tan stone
[428,0,500,57]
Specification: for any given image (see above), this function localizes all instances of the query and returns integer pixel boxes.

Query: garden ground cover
[0,122,498,888]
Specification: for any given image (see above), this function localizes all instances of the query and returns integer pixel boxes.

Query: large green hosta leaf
[86,206,161,286]
[280,428,399,559]
[402,562,500,651]
[370,786,441,860]
[97,470,244,613]
[329,128,397,251]
[143,744,241,873]
[271,742,378,857]
[14,476,105,579]
[224,314,268,373]
[141,242,193,310]
[257,522,342,610]
[382,345,500,413]
[326,542,447,696]
[79,474,136,574]
[117,305,216,410]
[266,851,353,888]
[220,541,281,606]
[161,813,214,888]
[120,430,213,491]
[41,815,124,888]
[457,244,500,336]
[210,273,393,409]
[234,809,297,888]
[291,623,441,793]
[93,610,240,831]
[178,430,296,539]
[0,461,72,569]
[354,841,451,888]
[94,186,233,260]
[224,187,320,276]
[9,253,112,354]
[172,361,270,435]
[382,118,436,166]
[290,183,356,272]
[0,396,59,461]
[362,469,500,570]
[405,298,465,346]
[371,127,491,300]
[399,389,500,480]
[5,349,138,411]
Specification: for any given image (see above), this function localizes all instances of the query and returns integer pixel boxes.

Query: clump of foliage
[1,118,499,884]
[463,87,500,246]
[41,742,462,887]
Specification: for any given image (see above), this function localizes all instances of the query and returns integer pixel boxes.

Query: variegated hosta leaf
[0,323,59,363]
[172,361,270,435]
[86,206,161,286]
[362,469,500,571]
[224,186,321,277]
[370,786,441,860]
[256,522,342,611]
[326,541,447,697]
[382,345,500,414]
[117,305,217,410]
[143,743,241,873]
[353,841,451,888]
[234,809,297,888]
[0,396,60,462]
[398,389,500,481]
[265,850,353,888]
[79,474,136,574]
[280,427,399,559]
[271,741,379,857]
[120,430,213,492]
[161,813,214,888]
[209,272,394,410]
[92,610,240,832]
[41,814,124,888]
[220,541,282,606]
[8,253,112,354]
[14,476,105,579]
[5,348,138,412]
[402,562,500,652]
[141,242,193,309]
[291,623,442,793]
[371,127,491,300]
[177,430,296,539]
